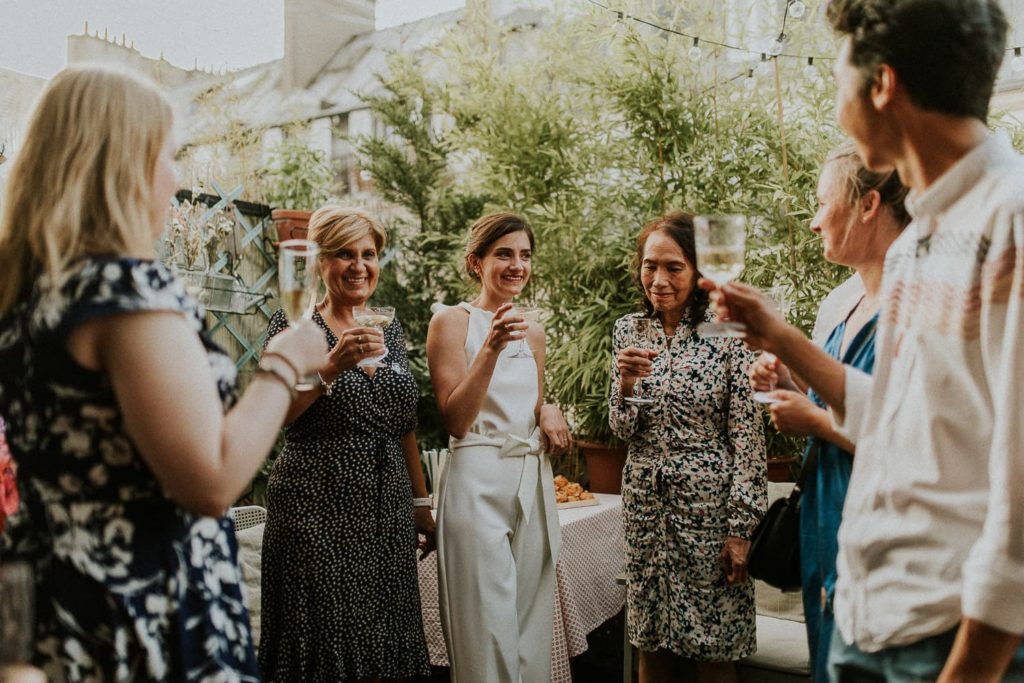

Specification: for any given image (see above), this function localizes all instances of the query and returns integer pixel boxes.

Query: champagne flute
[753,285,793,405]
[623,317,657,406]
[278,239,320,390]
[694,214,747,337]
[509,306,542,359]
[353,305,395,367]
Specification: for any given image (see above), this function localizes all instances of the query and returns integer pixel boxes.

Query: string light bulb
[1013,47,1024,73]
[804,56,817,81]
[688,37,702,62]
[757,53,772,76]
[789,0,807,19]
[768,33,786,57]
[745,69,757,91]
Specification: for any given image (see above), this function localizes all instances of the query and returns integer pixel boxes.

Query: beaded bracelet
[262,350,303,381]
[257,360,298,400]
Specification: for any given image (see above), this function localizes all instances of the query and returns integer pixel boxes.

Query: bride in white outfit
[427,212,571,683]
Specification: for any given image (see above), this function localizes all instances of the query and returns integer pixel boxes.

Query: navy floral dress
[609,310,767,661]
[0,257,260,682]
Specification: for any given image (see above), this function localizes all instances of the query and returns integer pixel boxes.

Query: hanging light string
[586,0,1024,65]
[587,0,833,61]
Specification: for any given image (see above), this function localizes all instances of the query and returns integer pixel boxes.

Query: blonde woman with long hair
[0,65,325,680]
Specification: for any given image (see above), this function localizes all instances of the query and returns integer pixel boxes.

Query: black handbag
[746,443,819,591]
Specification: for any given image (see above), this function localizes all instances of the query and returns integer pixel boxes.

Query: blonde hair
[307,205,387,255]
[0,65,173,314]
[464,212,534,282]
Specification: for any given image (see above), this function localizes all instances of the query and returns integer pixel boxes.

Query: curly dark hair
[633,212,710,323]
[827,0,1007,121]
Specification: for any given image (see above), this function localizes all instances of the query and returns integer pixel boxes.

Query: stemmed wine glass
[753,285,794,405]
[694,214,747,337]
[353,306,395,367]
[509,306,542,359]
[624,317,657,406]
[278,239,320,390]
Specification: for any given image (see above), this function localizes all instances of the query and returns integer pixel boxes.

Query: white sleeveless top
[458,302,538,440]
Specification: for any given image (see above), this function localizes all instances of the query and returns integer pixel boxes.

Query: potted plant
[261,134,335,244]
[543,227,639,494]
[164,194,238,310]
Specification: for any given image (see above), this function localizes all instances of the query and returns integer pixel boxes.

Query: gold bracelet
[262,351,302,383]
[257,362,297,400]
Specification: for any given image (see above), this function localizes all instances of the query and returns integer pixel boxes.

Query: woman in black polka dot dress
[258,207,433,682]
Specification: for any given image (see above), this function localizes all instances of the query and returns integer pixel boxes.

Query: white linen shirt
[834,132,1024,651]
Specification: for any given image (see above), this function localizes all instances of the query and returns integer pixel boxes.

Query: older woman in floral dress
[610,211,766,683]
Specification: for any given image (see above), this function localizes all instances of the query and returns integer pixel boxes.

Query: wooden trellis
[170,183,281,387]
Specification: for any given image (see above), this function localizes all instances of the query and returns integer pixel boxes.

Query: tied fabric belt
[450,428,544,525]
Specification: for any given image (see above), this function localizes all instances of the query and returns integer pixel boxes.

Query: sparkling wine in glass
[753,285,794,405]
[278,239,320,390]
[623,317,657,406]
[509,306,542,359]
[353,305,395,367]
[695,214,747,337]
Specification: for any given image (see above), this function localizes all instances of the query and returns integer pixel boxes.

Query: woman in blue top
[749,143,909,681]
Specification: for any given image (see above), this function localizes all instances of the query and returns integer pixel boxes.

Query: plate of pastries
[553,475,598,509]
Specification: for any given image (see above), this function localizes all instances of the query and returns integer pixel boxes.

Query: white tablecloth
[419,493,625,683]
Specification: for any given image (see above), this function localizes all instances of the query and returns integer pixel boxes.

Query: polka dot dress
[258,309,431,681]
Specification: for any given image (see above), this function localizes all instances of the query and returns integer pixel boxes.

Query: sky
[0,0,466,80]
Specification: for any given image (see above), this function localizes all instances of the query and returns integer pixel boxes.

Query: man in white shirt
[705,0,1024,680]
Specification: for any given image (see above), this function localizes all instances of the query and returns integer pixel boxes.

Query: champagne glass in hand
[624,317,657,406]
[695,215,747,337]
[278,239,320,390]
[353,306,395,367]
[753,286,793,404]
[509,306,542,359]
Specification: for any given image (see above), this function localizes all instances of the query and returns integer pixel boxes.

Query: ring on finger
[359,343,364,354]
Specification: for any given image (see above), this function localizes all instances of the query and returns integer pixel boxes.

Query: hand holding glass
[278,239,320,390]
[623,318,657,406]
[753,286,793,405]
[695,215,747,337]
[353,306,395,367]
[509,306,542,359]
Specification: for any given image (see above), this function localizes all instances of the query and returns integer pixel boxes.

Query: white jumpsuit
[436,302,561,683]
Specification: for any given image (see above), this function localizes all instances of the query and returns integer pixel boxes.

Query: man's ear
[871,64,897,112]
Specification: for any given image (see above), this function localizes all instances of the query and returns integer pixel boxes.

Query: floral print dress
[609,310,767,661]
[0,257,260,682]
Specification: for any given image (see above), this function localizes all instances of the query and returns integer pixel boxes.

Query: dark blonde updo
[824,143,911,229]
[464,212,535,282]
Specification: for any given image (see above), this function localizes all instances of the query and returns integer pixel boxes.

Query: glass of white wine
[753,285,794,405]
[278,239,320,390]
[694,214,747,337]
[509,306,542,359]
[623,317,657,406]
[353,305,395,367]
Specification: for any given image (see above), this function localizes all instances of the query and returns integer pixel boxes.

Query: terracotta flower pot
[767,455,799,483]
[271,209,312,244]
[577,440,628,495]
